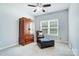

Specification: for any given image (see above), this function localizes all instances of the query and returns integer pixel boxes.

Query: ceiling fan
[28,3,51,12]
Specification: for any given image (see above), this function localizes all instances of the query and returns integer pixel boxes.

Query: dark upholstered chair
[36,31,55,49]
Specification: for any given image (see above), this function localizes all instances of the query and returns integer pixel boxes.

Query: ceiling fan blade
[28,5,36,7]
[43,4,51,7]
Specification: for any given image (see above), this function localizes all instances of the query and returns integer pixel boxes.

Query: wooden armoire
[19,17,34,46]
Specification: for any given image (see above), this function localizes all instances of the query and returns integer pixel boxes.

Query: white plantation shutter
[40,19,58,36]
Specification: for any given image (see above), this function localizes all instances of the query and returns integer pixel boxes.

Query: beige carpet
[0,42,74,56]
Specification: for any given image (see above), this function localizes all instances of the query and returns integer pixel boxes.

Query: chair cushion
[39,38,52,41]
[39,35,54,42]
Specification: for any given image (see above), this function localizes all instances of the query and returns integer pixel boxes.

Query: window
[40,19,58,36]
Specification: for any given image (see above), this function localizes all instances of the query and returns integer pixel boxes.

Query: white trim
[40,21,49,35]
[72,48,78,56]
[69,40,79,56]
[0,42,18,51]
[40,20,48,30]
[48,20,50,34]
[40,19,59,36]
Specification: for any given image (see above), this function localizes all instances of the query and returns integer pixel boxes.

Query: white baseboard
[72,48,78,56]
[0,42,18,51]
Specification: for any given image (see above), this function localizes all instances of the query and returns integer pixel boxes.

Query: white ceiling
[26,3,70,16]
[0,3,70,16]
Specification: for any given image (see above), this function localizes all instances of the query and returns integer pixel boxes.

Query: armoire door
[19,17,34,46]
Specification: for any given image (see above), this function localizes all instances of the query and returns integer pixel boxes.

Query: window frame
[40,20,49,35]
[40,19,59,36]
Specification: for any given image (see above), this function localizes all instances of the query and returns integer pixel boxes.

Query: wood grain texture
[19,17,34,46]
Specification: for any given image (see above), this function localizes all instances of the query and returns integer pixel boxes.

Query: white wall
[35,9,68,41]
[69,4,79,55]
[0,4,34,50]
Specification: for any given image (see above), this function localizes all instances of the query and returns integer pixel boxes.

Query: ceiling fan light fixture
[28,3,51,12]
[42,9,45,12]
[34,9,37,12]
